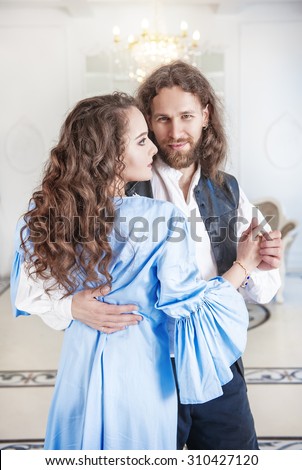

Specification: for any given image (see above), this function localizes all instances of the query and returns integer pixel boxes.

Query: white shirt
[14,157,281,330]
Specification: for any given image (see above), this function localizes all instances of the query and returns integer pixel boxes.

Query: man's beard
[156,137,202,170]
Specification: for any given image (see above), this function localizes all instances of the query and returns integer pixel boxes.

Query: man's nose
[168,120,183,140]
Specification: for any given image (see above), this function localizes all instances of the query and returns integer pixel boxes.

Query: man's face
[149,86,209,169]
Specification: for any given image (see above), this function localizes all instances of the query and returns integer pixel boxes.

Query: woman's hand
[71,286,142,334]
[222,218,262,289]
[237,217,262,273]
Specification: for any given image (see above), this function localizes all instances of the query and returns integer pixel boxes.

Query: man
[130,61,281,450]
[13,61,281,449]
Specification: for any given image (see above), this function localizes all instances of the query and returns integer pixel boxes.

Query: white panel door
[0,25,70,278]
[239,21,302,271]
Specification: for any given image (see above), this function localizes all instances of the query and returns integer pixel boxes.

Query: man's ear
[202,104,209,127]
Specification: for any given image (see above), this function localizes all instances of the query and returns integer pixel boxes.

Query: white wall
[0,9,72,278]
[239,18,302,270]
[0,2,301,278]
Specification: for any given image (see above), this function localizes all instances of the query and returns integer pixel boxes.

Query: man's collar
[154,155,201,185]
[153,156,184,182]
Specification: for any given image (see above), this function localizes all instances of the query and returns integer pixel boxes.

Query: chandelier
[112,19,201,83]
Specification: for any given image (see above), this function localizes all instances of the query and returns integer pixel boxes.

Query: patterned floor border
[258,438,302,450]
[0,440,44,450]
[0,370,57,387]
[1,367,302,387]
[1,438,302,450]
[244,367,302,384]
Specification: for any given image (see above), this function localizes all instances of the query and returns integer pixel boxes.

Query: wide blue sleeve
[10,218,29,318]
[155,214,249,405]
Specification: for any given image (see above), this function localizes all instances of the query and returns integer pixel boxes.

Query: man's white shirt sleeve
[237,187,281,304]
[15,262,73,330]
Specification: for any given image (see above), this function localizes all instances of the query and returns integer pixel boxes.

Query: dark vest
[126,172,239,275]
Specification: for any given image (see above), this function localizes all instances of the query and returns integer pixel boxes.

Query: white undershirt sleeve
[15,262,73,330]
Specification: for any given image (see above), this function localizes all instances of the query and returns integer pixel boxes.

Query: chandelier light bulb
[112,25,121,43]
[141,18,149,34]
[180,21,188,37]
[192,30,200,45]
[128,34,135,46]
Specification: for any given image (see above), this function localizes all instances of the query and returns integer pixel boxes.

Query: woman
[11,93,261,450]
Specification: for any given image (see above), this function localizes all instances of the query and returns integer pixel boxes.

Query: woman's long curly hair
[21,92,136,297]
[136,60,227,183]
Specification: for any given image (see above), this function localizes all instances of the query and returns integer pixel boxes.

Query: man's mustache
[164,139,193,145]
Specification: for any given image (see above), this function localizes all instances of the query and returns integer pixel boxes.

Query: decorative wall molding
[5,117,45,175]
[265,113,302,170]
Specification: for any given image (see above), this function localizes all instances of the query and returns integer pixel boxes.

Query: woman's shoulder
[118,196,185,219]
[113,196,188,247]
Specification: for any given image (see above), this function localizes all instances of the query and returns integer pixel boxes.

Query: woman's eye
[139,138,147,146]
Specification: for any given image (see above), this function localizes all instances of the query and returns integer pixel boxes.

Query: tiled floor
[242,272,302,449]
[0,273,302,450]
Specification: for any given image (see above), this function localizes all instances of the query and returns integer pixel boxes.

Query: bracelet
[233,260,250,288]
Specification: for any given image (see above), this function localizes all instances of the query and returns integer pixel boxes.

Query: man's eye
[157,116,168,122]
[182,114,193,120]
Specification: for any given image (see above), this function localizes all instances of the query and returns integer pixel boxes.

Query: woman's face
[121,106,157,183]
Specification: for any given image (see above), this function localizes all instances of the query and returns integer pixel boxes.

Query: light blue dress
[11,196,249,450]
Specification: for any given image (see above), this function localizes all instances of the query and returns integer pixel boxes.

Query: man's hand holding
[258,230,282,271]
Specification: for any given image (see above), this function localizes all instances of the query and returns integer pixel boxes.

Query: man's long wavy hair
[21,92,136,297]
[135,60,227,183]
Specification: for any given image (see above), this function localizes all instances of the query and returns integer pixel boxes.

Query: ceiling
[1,0,302,17]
